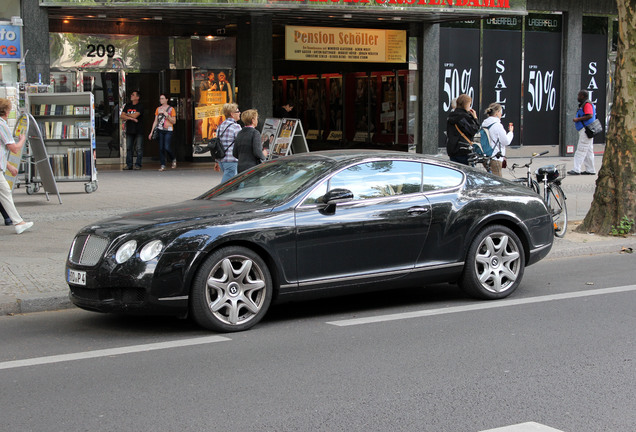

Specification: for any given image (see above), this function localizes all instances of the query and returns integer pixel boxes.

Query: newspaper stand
[25,92,98,196]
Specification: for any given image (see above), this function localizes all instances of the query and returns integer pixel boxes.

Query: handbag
[584,119,603,138]
[454,124,474,151]
[501,157,507,169]
[151,127,159,140]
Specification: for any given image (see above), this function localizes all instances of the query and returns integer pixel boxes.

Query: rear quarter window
[422,164,464,191]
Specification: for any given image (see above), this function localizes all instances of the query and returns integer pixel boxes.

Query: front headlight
[115,240,137,264]
[140,240,164,262]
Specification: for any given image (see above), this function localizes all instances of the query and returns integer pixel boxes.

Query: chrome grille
[69,234,110,266]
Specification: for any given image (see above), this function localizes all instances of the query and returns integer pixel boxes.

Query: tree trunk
[577,0,636,234]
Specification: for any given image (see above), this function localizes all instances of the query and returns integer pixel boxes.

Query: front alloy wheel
[191,246,272,332]
[460,224,525,300]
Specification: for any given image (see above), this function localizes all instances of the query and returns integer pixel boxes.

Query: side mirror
[319,188,353,215]
[322,188,354,204]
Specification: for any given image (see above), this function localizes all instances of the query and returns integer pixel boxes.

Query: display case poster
[438,26,480,148]
[581,33,608,144]
[482,18,522,146]
[523,15,562,146]
[271,118,298,158]
[193,68,234,151]
[379,74,405,135]
[261,118,281,154]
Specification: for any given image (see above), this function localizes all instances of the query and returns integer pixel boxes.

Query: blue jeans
[126,133,144,168]
[219,161,238,183]
[158,129,175,167]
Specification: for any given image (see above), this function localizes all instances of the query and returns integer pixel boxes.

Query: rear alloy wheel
[191,246,272,332]
[460,225,525,300]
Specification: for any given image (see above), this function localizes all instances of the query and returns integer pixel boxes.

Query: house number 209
[86,44,116,58]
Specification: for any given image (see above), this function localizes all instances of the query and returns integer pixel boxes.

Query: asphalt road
[1,253,635,432]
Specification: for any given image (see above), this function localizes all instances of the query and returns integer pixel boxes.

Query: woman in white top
[149,94,177,171]
[481,102,514,177]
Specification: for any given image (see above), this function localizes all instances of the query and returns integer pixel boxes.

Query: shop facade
[6,0,619,166]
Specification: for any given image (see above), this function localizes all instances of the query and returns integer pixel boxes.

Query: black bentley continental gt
[66,151,554,332]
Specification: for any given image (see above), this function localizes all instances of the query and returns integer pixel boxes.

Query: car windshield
[198,159,333,205]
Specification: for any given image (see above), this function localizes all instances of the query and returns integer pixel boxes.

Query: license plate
[67,269,87,286]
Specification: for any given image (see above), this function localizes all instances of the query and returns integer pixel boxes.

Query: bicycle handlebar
[510,150,550,170]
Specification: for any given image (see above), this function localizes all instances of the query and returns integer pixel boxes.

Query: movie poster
[193,68,235,154]
[271,118,297,158]
[261,118,281,156]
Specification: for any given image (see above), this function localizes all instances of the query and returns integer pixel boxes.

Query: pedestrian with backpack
[214,103,242,183]
[480,102,514,177]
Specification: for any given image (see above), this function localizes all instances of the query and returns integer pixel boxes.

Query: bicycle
[467,143,500,174]
[509,151,568,238]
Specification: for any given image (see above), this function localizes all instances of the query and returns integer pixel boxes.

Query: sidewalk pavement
[1,154,635,316]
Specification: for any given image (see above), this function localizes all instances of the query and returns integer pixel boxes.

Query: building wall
[21,0,49,83]
[527,0,616,14]
[2,0,21,19]
[19,0,620,157]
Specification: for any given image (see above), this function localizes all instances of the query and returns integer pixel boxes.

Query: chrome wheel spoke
[476,233,520,293]
[205,255,267,326]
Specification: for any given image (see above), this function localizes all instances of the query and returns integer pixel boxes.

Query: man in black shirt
[120,90,144,170]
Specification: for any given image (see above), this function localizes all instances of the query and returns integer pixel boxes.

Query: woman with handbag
[481,102,514,177]
[214,103,242,183]
[149,94,177,172]
[446,93,480,165]
[233,109,268,174]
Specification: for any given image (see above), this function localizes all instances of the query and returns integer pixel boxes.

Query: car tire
[460,224,525,300]
[191,246,273,332]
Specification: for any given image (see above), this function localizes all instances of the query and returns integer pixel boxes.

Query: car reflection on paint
[66,150,554,332]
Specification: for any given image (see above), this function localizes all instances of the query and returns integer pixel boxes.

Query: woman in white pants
[0,98,33,234]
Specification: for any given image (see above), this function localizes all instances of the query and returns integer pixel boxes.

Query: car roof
[280,149,450,166]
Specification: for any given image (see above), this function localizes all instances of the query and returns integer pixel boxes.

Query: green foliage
[609,216,635,236]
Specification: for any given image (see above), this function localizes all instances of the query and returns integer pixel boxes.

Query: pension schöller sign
[40,0,525,14]
[286,26,407,63]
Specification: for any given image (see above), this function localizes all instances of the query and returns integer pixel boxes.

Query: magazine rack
[26,92,98,194]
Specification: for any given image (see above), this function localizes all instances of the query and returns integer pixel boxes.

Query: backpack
[207,124,231,159]
[478,123,499,157]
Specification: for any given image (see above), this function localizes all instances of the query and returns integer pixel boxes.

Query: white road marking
[479,422,564,431]
[327,285,636,327]
[0,336,231,371]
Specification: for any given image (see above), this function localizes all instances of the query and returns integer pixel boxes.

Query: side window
[303,181,328,205]
[303,161,422,203]
[422,164,464,191]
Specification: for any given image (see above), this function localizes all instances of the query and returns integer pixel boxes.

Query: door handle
[407,206,430,214]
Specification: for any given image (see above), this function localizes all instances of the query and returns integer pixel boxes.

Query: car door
[415,163,466,267]
[294,160,432,286]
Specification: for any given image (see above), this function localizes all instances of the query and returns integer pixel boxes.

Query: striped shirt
[216,118,241,163]
[0,117,16,171]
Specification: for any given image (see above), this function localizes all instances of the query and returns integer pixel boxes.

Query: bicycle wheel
[546,184,568,237]
[531,180,541,195]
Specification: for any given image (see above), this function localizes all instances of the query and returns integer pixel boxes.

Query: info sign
[286,26,406,63]
[0,23,21,61]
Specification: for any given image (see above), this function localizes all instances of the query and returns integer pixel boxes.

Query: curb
[547,239,636,259]
[0,292,73,316]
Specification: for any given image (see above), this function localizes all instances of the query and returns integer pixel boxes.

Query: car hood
[81,199,274,237]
